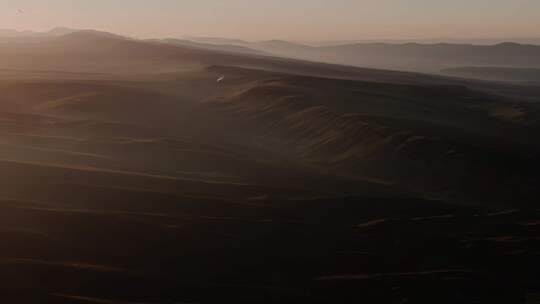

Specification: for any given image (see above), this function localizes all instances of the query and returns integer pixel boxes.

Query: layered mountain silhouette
[0,26,80,38]
[184,36,540,75]
[4,28,540,76]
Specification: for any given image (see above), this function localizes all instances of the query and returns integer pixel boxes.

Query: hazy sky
[1,0,539,41]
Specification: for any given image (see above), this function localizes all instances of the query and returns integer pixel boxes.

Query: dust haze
[0,4,539,304]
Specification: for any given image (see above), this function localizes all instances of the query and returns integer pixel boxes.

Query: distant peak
[62,30,128,40]
[47,27,80,36]
[495,42,521,47]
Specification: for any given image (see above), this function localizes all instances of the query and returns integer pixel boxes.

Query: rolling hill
[0,30,539,303]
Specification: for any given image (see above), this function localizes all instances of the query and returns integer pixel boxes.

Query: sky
[0,0,539,41]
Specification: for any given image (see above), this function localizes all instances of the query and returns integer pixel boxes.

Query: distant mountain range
[2,28,540,79]
[0,27,80,37]
[184,36,540,74]
[150,38,266,56]
[299,37,540,47]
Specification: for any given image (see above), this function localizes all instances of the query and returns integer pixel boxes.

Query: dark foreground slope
[0,31,539,303]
